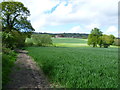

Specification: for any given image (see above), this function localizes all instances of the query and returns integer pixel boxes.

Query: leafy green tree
[98,36,103,48]
[88,34,98,47]
[1,1,34,49]
[25,37,34,46]
[102,34,115,48]
[2,31,27,48]
[114,38,120,46]
[109,34,115,45]
[40,34,53,46]
[32,34,42,46]
[26,34,53,46]
[88,28,103,47]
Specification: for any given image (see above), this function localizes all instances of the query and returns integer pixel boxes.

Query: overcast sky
[17,0,119,36]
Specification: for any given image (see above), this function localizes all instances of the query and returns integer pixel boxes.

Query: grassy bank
[2,48,17,87]
[26,47,118,88]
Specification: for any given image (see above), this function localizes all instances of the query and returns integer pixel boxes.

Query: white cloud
[105,26,118,36]
[67,26,89,33]
[43,0,118,27]
[17,0,118,37]
[68,26,82,33]
[85,23,101,30]
[106,26,117,33]
[52,2,72,16]
[18,0,60,28]
[35,30,63,33]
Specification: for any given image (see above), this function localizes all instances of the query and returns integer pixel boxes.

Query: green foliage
[1,1,34,32]
[2,47,12,54]
[2,31,26,49]
[25,34,53,46]
[88,34,98,47]
[91,28,102,36]
[98,36,103,48]
[2,47,17,87]
[88,28,102,47]
[1,1,34,49]
[25,38,34,46]
[26,47,118,88]
[101,34,115,48]
[109,35,115,44]
[88,28,115,48]
[114,39,120,46]
[12,31,26,48]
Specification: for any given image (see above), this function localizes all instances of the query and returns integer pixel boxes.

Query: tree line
[33,32,89,39]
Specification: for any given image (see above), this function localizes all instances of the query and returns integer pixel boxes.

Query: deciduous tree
[102,34,115,48]
[1,1,34,49]
[88,28,102,47]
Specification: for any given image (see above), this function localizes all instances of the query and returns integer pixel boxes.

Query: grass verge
[2,48,17,88]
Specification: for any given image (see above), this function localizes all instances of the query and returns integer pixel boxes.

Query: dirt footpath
[5,50,50,89]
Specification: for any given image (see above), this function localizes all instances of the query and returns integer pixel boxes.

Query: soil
[5,50,50,89]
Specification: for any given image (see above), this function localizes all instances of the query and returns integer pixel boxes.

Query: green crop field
[52,38,88,47]
[52,38,87,44]
[26,47,118,88]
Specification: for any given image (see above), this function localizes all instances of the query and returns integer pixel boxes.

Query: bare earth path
[5,50,50,89]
